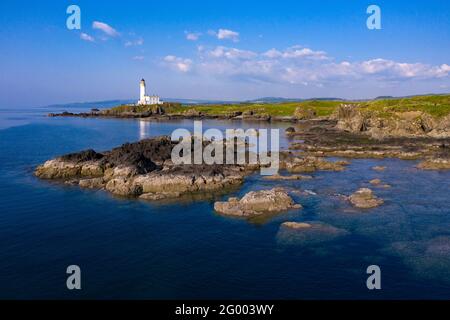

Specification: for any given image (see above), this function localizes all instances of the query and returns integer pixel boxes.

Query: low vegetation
[106,94,450,119]
[172,100,344,117]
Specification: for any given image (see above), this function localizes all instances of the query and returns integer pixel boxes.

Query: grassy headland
[107,94,450,119]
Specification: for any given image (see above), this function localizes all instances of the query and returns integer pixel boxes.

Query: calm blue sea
[0,105,449,299]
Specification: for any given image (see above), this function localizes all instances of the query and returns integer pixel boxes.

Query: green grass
[108,102,182,114]
[107,94,450,119]
[364,95,450,118]
[169,100,344,117]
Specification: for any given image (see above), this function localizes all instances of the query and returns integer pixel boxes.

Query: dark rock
[285,127,296,135]
[60,149,104,163]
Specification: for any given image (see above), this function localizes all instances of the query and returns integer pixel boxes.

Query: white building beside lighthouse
[137,79,163,105]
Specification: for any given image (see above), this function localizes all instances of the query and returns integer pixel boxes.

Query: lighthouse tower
[140,79,146,103]
[137,78,163,105]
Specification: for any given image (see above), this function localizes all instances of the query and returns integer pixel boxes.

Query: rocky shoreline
[48,103,450,169]
[36,102,450,222]
[35,136,252,200]
[49,102,450,136]
[34,134,355,205]
[48,109,296,122]
[285,118,450,170]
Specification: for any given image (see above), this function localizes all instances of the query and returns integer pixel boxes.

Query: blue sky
[1,0,450,107]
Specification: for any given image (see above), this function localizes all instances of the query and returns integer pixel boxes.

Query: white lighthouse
[137,78,163,105]
[140,79,146,102]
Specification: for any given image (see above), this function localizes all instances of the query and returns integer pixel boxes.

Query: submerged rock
[281,222,312,229]
[214,188,301,217]
[386,236,450,282]
[277,221,349,245]
[372,166,386,172]
[349,188,384,209]
[369,179,391,188]
[139,191,182,200]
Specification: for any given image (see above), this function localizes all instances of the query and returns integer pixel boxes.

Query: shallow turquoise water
[0,107,449,299]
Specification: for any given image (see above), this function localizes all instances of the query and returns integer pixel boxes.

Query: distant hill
[245,97,342,103]
[245,97,303,103]
[47,100,135,109]
[374,96,395,100]
[162,98,238,105]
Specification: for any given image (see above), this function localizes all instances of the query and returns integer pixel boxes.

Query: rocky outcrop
[135,169,243,195]
[183,109,203,117]
[242,112,271,121]
[35,136,251,200]
[285,127,296,135]
[263,174,313,181]
[335,104,450,139]
[294,107,317,120]
[288,118,450,162]
[283,156,349,173]
[335,104,368,132]
[35,159,83,179]
[79,177,106,189]
[417,158,450,170]
[214,188,301,217]
[349,188,384,209]
[105,177,142,196]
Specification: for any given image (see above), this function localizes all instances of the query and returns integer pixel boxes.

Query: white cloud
[185,31,201,41]
[263,46,328,60]
[125,38,144,47]
[209,29,240,42]
[163,45,450,85]
[208,46,257,60]
[262,48,282,59]
[164,55,193,72]
[132,56,145,61]
[80,33,95,42]
[92,21,119,37]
